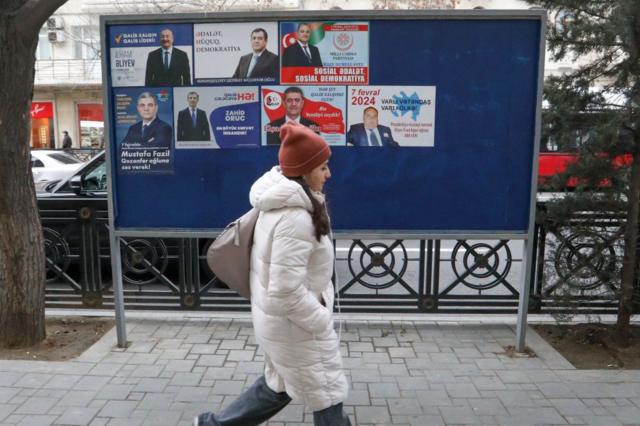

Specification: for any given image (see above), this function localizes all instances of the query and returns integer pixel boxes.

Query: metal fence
[40,197,640,314]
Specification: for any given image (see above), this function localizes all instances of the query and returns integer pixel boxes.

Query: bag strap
[234,219,241,246]
[327,205,342,343]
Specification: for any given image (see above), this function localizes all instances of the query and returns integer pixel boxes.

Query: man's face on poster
[187,93,199,109]
[297,24,311,43]
[160,29,174,49]
[284,92,304,119]
[363,108,379,130]
[137,97,158,122]
[251,31,267,53]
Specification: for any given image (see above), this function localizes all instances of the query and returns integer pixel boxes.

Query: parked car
[31,150,85,192]
[38,150,107,196]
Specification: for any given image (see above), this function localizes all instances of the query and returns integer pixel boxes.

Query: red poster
[279,21,370,85]
[261,88,344,134]
[280,67,368,85]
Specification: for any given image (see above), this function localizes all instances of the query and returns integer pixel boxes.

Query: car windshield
[82,161,107,192]
[48,152,82,164]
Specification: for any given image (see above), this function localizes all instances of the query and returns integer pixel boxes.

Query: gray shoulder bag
[205,208,259,300]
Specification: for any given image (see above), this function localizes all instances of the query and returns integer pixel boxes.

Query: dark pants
[196,376,351,426]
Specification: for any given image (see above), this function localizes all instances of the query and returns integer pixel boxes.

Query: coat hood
[250,166,314,213]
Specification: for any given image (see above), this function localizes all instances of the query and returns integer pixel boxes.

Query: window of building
[30,102,55,149]
[36,27,52,60]
[77,103,104,148]
[72,26,100,60]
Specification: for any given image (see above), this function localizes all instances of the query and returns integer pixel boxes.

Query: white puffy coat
[249,167,348,411]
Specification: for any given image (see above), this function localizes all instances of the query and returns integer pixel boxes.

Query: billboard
[103,12,544,234]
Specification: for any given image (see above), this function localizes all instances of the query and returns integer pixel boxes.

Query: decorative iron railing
[39,197,639,314]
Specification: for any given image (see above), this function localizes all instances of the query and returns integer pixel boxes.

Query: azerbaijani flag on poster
[280,22,329,49]
[280,21,369,85]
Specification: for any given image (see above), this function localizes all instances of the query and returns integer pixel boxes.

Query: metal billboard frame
[101,9,546,351]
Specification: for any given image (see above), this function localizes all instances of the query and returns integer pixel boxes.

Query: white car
[31,150,85,192]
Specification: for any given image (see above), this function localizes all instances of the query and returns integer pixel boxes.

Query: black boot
[194,376,292,426]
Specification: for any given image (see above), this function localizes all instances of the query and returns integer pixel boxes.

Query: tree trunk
[0,9,45,347]
[616,145,640,345]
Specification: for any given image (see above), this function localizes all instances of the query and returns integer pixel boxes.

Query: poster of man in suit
[176,91,211,145]
[193,22,278,84]
[115,88,174,173]
[262,85,347,146]
[174,87,261,149]
[280,21,370,85]
[263,86,319,145]
[109,24,193,88]
[282,23,323,68]
[232,28,279,80]
[347,86,437,147]
[347,106,398,147]
[145,28,191,86]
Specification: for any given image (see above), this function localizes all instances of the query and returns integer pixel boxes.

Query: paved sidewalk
[1,316,640,425]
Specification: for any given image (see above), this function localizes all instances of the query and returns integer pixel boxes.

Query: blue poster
[109,24,193,87]
[209,87,260,148]
[172,86,260,149]
[113,87,174,174]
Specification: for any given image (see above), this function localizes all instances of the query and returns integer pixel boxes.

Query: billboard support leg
[516,238,534,352]
[109,232,128,348]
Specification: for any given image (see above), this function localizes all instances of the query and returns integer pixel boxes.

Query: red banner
[30,102,53,119]
[323,24,369,32]
[280,67,368,85]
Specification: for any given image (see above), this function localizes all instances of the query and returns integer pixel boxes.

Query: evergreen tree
[527,0,639,343]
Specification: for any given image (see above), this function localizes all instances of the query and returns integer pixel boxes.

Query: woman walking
[195,122,351,426]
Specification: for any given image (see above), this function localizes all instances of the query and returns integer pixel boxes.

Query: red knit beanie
[278,122,331,177]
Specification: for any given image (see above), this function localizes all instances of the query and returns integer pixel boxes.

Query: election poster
[109,24,193,88]
[347,86,436,147]
[193,22,279,84]
[280,22,369,85]
[113,88,174,174]
[174,87,260,149]
[261,85,346,146]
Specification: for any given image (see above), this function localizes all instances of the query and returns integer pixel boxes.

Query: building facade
[33,0,102,149]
